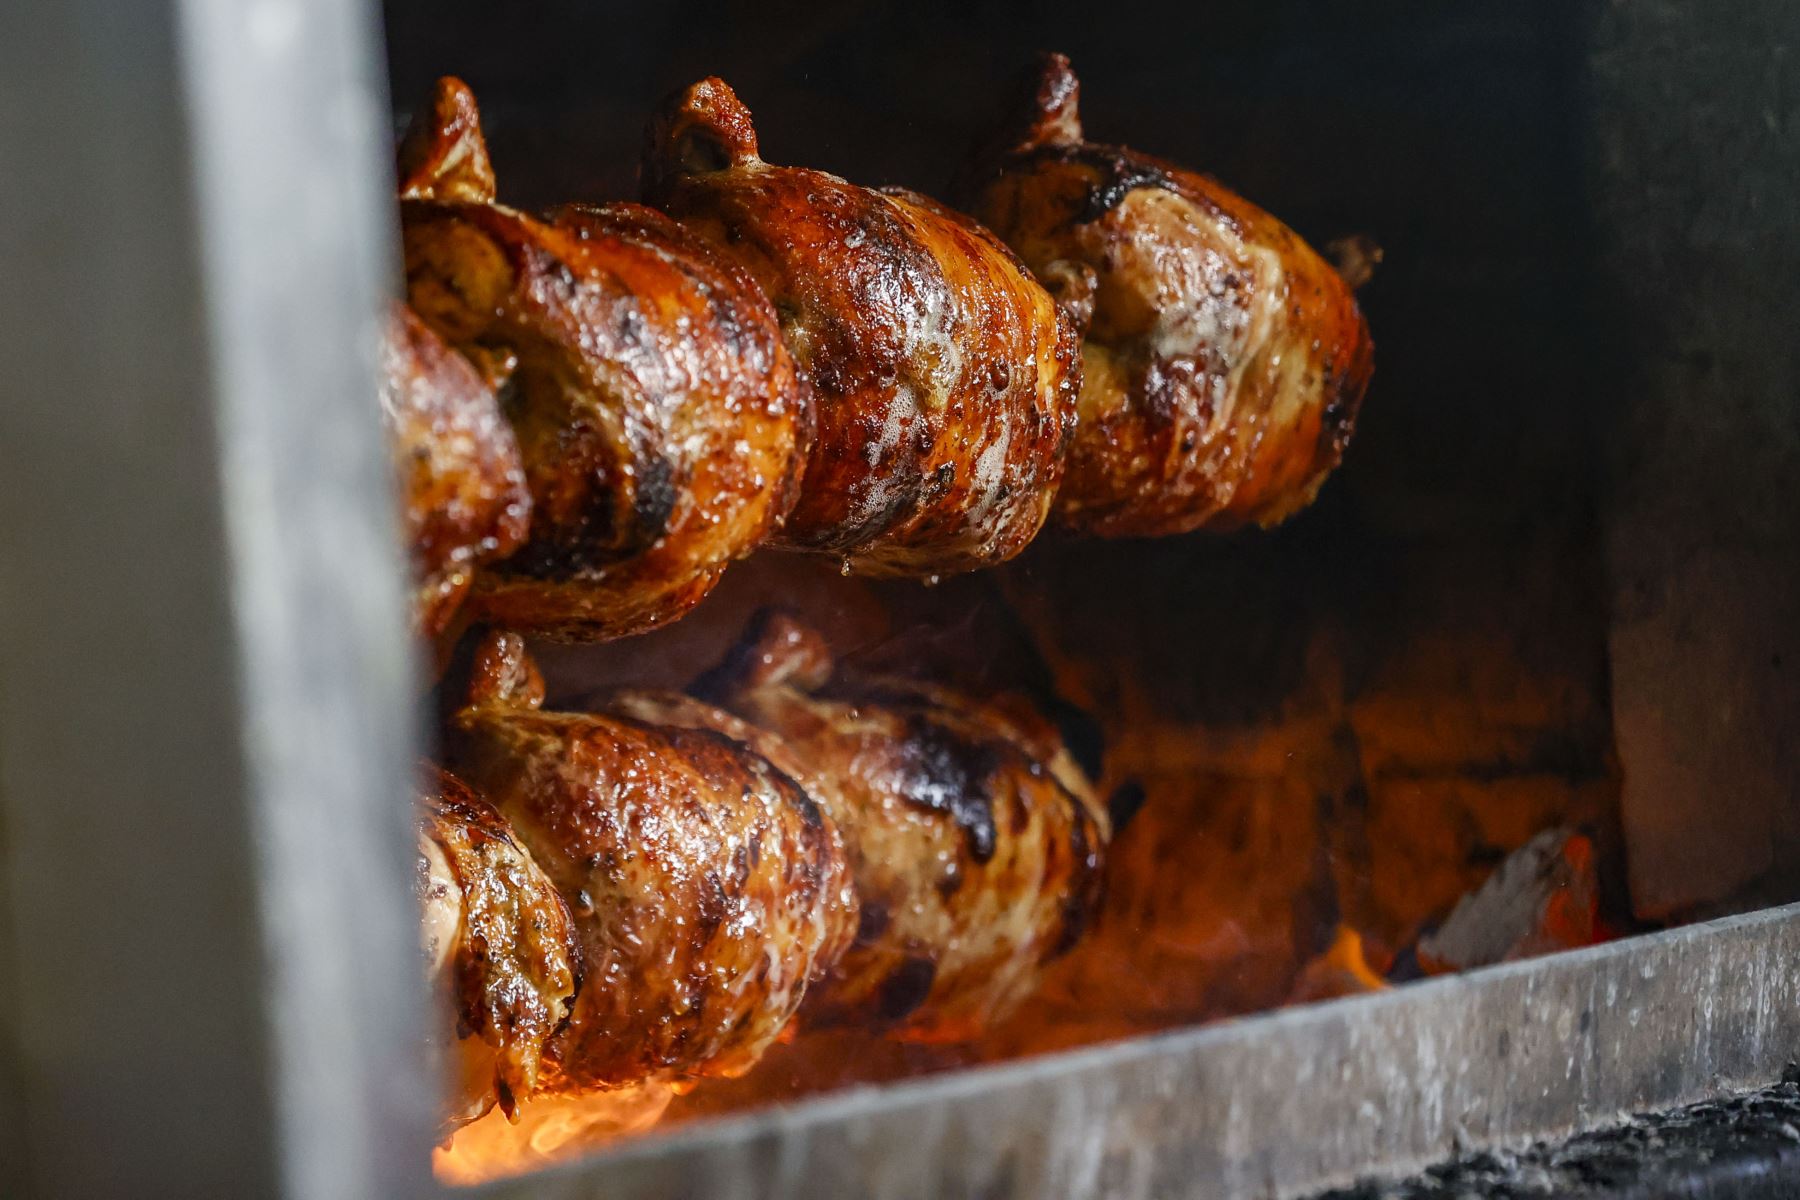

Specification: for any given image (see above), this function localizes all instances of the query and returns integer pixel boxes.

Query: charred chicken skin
[960,53,1375,537]
[643,77,1080,578]
[379,304,531,636]
[417,765,579,1131]
[693,611,1109,1042]
[400,78,810,641]
[445,631,856,1090]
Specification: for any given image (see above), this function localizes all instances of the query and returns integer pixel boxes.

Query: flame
[434,1082,675,1186]
[1287,925,1389,1004]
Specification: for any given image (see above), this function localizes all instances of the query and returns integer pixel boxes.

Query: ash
[1317,1071,1800,1199]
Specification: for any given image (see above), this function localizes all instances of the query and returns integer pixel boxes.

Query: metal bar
[0,0,424,1196]
[468,904,1800,1200]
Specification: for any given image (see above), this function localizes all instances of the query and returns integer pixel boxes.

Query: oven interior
[377,0,1800,1187]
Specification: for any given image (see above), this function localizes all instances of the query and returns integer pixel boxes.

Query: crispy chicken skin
[445,631,856,1090]
[960,53,1375,538]
[417,765,579,1131]
[379,304,531,636]
[400,78,810,641]
[643,78,1079,578]
[694,611,1109,1042]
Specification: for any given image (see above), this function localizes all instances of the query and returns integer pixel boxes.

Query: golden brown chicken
[379,304,531,637]
[399,78,810,641]
[959,53,1375,538]
[444,630,856,1090]
[643,77,1080,578]
[417,765,579,1130]
[692,611,1109,1042]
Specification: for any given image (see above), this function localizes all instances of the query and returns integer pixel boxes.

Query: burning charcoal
[1416,828,1600,974]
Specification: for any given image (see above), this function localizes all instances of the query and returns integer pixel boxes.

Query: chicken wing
[960,53,1375,537]
[400,78,810,640]
[644,77,1079,578]
[444,631,856,1089]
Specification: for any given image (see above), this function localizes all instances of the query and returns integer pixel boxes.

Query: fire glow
[433,821,1606,1187]
[431,548,1624,1186]
[434,1082,676,1185]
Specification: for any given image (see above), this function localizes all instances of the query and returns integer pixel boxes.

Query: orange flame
[1287,925,1389,1004]
[434,1082,675,1186]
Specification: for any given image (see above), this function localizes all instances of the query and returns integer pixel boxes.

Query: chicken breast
[643,77,1079,578]
[960,53,1375,537]
[400,77,810,641]
[417,765,579,1130]
[445,631,855,1090]
[694,611,1110,1042]
[380,304,530,637]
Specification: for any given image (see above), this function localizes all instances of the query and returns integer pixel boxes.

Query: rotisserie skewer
[377,61,1371,1130]
[419,606,1111,1114]
[384,70,1373,637]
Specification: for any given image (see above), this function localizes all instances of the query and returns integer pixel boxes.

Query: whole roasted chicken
[692,611,1109,1042]
[960,54,1375,537]
[417,765,579,1130]
[643,77,1080,578]
[379,305,531,636]
[445,631,856,1090]
[400,78,811,640]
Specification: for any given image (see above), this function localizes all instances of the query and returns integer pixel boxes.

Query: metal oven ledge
[477,905,1800,1200]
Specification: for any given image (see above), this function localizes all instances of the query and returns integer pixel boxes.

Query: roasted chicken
[960,53,1375,537]
[400,78,811,640]
[643,77,1080,578]
[692,611,1109,1042]
[445,631,856,1090]
[383,59,1386,1130]
[380,304,531,636]
[417,765,579,1130]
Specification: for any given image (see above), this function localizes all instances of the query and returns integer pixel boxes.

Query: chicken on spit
[691,611,1110,1043]
[400,78,811,640]
[959,53,1375,537]
[388,56,1387,1131]
[380,304,531,636]
[444,630,856,1090]
[643,78,1080,578]
[417,765,579,1130]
